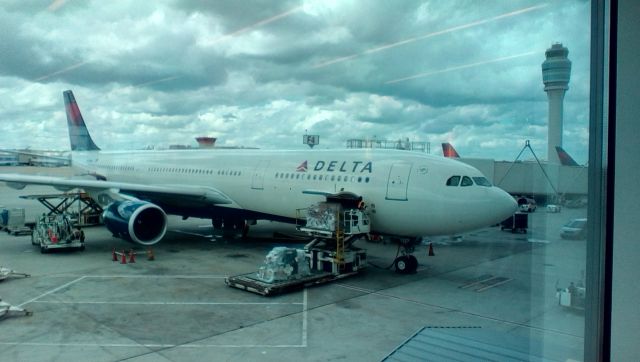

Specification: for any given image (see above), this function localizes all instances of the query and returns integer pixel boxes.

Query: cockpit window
[461,176,473,186]
[446,176,461,186]
[472,176,492,187]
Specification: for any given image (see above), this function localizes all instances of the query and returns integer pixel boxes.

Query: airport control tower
[542,43,571,164]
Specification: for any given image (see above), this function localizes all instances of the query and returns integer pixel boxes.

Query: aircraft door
[251,160,270,190]
[386,163,412,201]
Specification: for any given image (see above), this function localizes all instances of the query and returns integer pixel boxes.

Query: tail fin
[555,146,579,166]
[63,90,100,151]
[442,142,460,158]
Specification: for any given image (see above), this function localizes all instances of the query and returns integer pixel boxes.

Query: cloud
[0,0,591,162]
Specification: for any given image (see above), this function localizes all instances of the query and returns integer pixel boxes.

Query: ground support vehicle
[0,299,33,320]
[226,199,370,295]
[31,214,85,253]
[500,212,528,233]
[557,282,585,311]
[0,266,30,282]
[0,208,31,235]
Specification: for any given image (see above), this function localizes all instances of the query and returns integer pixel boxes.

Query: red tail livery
[555,146,579,166]
[63,90,100,151]
[442,142,461,158]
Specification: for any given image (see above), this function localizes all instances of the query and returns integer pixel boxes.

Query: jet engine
[103,201,167,245]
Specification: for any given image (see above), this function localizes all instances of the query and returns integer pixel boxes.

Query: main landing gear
[211,217,250,238]
[393,239,419,274]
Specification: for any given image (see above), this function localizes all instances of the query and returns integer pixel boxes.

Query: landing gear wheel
[394,256,410,274]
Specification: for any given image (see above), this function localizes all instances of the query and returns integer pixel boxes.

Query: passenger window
[446,176,461,186]
[461,176,473,186]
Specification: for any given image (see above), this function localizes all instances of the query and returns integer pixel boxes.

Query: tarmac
[0,167,586,361]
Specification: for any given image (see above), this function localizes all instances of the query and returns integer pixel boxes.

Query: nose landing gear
[393,239,419,274]
[394,254,418,274]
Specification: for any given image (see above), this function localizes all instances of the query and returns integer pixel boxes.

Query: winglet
[442,142,460,158]
[63,90,100,151]
[555,146,579,166]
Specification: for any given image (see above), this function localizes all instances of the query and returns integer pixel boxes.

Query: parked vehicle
[546,204,561,213]
[32,214,85,253]
[517,197,537,213]
[561,218,588,239]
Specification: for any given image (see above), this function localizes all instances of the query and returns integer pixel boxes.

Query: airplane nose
[494,187,518,221]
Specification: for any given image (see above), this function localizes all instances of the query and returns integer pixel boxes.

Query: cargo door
[386,163,412,201]
[251,160,270,190]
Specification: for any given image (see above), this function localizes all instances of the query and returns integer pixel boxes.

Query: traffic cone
[112,249,117,261]
[120,250,127,264]
[428,243,435,256]
[128,250,136,263]
[147,248,155,261]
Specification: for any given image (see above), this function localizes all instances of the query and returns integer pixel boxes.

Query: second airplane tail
[442,142,461,158]
[555,146,580,166]
[63,90,100,151]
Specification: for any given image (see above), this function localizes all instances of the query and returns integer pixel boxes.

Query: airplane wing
[0,174,233,205]
[302,189,335,197]
[0,149,70,162]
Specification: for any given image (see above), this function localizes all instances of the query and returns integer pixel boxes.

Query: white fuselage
[72,148,516,237]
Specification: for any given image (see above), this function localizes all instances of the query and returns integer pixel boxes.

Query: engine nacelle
[103,201,167,245]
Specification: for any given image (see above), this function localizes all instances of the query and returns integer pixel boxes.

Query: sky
[0,0,591,163]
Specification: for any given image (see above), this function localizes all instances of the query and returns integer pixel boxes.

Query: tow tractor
[0,266,30,282]
[31,214,85,253]
[0,299,32,320]
[225,193,370,296]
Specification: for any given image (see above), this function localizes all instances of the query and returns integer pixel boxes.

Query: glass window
[0,2,601,360]
[472,176,492,187]
[446,176,461,186]
[460,176,473,186]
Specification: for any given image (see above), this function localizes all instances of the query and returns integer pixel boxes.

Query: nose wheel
[394,254,418,274]
[392,238,419,274]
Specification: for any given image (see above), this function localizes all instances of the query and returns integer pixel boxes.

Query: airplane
[445,142,582,167]
[555,146,580,166]
[442,142,461,158]
[0,90,517,272]
[0,153,18,166]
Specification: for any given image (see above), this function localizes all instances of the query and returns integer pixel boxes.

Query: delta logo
[296,160,373,173]
[296,161,308,172]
